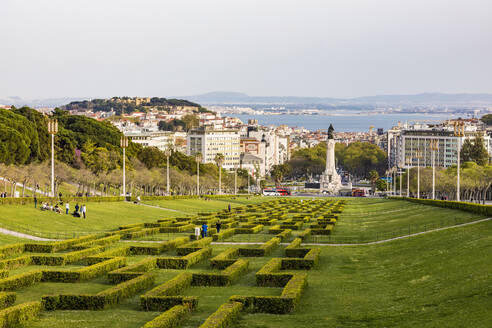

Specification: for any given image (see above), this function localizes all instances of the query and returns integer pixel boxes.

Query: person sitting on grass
[54,204,61,214]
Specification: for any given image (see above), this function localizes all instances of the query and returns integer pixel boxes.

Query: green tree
[480,114,492,125]
[369,170,379,193]
[460,135,489,166]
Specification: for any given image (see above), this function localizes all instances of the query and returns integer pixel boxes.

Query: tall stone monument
[320,124,342,194]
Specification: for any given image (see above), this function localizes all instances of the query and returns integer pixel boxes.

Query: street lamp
[195,153,202,196]
[216,156,224,195]
[234,164,238,195]
[430,140,438,200]
[47,119,58,197]
[120,136,128,197]
[454,122,464,201]
[406,156,411,197]
[398,164,402,197]
[415,149,422,199]
[164,148,171,195]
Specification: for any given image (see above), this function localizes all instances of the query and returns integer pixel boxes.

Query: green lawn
[305,198,486,243]
[0,233,28,246]
[141,197,268,214]
[236,219,492,328]
[0,202,178,238]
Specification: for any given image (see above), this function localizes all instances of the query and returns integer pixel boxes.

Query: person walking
[34,196,37,208]
[216,220,221,234]
[201,223,208,237]
[65,202,70,215]
[228,204,231,212]
[81,204,86,219]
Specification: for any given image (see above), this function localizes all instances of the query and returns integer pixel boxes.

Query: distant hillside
[181,91,492,106]
[62,97,206,115]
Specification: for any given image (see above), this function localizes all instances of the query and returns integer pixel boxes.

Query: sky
[1,0,492,99]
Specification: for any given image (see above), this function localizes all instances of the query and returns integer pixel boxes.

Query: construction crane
[369,125,374,135]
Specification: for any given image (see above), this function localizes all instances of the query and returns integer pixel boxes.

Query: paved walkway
[0,228,53,241]
[0,217,490,245]
[130,202,189,214]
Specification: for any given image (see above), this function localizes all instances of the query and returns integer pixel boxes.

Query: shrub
[392,197,492,216]
[235,225,263,234]
[0,244,24,259]
[255,258,292,287]
[298,228,312,240]
[142,304,191,328]
[176,237,213,256]
[212,228,236,241]
[145,273,192,297]
[239,237,279,257]
[86,246,131,265]
[198,301,243,328]
[192,259,249,287]
[156,247,212,269]
[0,293,15,310]
[276,229,292,242]
[130,236,189,255]
[43,257,126,283]
[0,255,32,270]
[0,273,7,280]
[98,273,155,307]
[108,258,157,284]
[122,228,160,240]
[31,245,106,266]
[160,224,194,233]
[25,234,101,253]
[210,248,239,269]
[268,225,283,234]
[0,270,42,291]
[71,235,120,250]
[0,301,42,327]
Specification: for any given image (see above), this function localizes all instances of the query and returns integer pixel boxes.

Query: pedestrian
[195,226,201,240]
[59,192,62,201]
[65,202,70,215]
[216,220,221,234]
[201,223,208,237]
[34,196,37,208]
[228,204,231,212]
[81,204,86,219]
[75,203,79,213]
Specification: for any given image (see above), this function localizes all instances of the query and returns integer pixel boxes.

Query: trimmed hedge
[392,197,492,216]
[255,258,292,287]
[156,247,212,270]
[42,257,126,283]
[86,246,131,265]
[212,228,236,241]
[276,229,292,242]
[192,259,249,286]
[0,255,32,270]
[31,245,106,266]
[0,244,24,259]
[141,273,195,311]
[231,273,307,314]
[235,224,263,234]
[160,224,194,233]
[198,301,243,328]
[239,237,280,257]
[0,301,42,327]
[142,304,191,328]
[122,227,160,240]
[43,273,155,310]
[0,270,42,291]
[0,293,15,310]
[24,234,101,253]
[71,235,120,250]
[210,248,239,270]
[108,258,157,284]
[130,236,189,255]
[281,248,320,270]
[298,228,312,240]
[176,237,213,256]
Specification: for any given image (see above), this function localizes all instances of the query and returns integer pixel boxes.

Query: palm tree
[369,170,379,194]
[214,153,225,194]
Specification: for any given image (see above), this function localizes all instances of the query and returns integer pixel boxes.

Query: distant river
[235,113,457,132]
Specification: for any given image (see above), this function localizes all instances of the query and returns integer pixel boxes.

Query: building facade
[187,127,240,169]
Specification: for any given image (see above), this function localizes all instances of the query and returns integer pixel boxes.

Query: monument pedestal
[320,138,342,194]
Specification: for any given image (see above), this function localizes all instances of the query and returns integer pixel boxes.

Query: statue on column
[320,124,342,194]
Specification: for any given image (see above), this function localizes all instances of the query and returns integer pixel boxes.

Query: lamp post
[47,119,58,197]
[195,153,202,196]
[164,148,171,195]
[406,157,411,197]
[399,164,402,197]
[454,122,464,201]
[393,166,397,196]
[430,140,438,200]
[120,136,128,198]
[234,164,238,195]
[415,149,422,199]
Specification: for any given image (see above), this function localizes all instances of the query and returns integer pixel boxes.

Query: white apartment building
[125,131,187,153]
[187,127,240,169]
[387,121,492,168]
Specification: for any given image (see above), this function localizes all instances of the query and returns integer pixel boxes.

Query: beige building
[187,127,240,169]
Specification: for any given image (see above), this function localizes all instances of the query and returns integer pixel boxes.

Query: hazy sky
[1,0,492,98]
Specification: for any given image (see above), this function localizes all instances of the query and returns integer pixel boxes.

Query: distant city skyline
[1,0,492,99]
